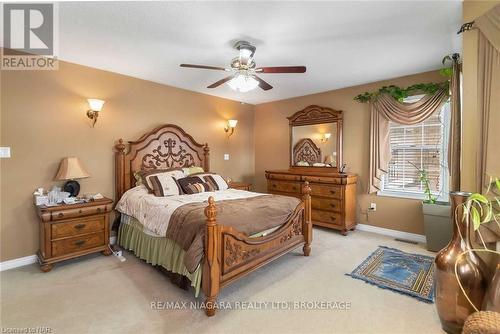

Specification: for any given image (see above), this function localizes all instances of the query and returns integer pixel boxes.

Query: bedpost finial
[115,139,126,152]
[204,143,210,153]
[205,196,217,224]
[303,181,311,195]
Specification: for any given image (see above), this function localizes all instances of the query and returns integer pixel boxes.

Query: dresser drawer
[267,173,301,181]
[311,197,341,212]
[303,176,342,184]
[51,217,105,239]
[308,183,342,199]
[268,180,301,194]
[46,204,111,222]
[52,232,105,257]
[312,210,342,226]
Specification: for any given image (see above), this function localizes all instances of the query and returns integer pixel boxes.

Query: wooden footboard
[202,182,312,316]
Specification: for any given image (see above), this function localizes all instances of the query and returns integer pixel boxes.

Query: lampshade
[227,74,259,92]
[228,119,238,128]
[87,99,105,112]
[54,157,91,181]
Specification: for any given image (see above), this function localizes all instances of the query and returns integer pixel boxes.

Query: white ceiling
[57,1,462,105]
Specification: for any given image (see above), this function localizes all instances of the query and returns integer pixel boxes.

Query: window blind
[384,108,445,194]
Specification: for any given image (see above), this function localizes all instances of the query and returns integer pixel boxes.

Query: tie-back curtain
[475,4,500,193]
[448,55,462,192]
[368,89,449,193]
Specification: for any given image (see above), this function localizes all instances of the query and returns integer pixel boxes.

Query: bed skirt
[117,214,202,297]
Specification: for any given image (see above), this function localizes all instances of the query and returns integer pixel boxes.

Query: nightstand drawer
[51,217,105,239]
[46,204,110,222]
[52,232,105,257]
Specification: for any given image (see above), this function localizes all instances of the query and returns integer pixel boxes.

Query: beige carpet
[0,228,444,334]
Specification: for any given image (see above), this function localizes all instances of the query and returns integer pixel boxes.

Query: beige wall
[0,61,255,261]
[254,70,444,235]
[462,0,500,191]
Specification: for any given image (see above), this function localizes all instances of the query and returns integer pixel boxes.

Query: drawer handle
[78,209,83,214]
[330,190,336,194]
[74,223,86,230]
[74,240,86,247]
[57,213,64,218]
[330,203,336,208]
[96,207,102,213]
[330,216,337,221]
[292,186,297,190]
[272,184,277,188]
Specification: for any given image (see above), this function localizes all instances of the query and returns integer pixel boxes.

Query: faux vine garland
[353,81,450,103]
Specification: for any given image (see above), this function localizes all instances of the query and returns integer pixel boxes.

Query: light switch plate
[224,154,230,161]
[0,147,11,158]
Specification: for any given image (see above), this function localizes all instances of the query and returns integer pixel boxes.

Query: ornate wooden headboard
[293,138,321,166]
[114,124,209,200]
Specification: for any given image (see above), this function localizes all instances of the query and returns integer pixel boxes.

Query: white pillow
[141,169,185,194]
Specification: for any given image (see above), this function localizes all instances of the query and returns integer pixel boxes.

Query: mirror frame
[288,105,343,171]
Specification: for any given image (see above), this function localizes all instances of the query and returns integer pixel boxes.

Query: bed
[114,124,312,316]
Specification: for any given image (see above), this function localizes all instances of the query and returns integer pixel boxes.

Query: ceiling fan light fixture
[227,74,259,93]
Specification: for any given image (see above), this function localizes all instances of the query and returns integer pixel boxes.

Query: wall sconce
[321,133,331,143]
[224,119,238,137]
[86,99,105,127]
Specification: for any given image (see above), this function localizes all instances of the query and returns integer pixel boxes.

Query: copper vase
[434,191,488,334]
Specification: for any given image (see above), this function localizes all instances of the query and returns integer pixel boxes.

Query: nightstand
[228,182,252,191]
[36,197,114,272]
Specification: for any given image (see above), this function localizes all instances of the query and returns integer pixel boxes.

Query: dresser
[266,169,357,235]
[36,198,114,272]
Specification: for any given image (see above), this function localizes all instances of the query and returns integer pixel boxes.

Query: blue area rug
[347,246,435,303]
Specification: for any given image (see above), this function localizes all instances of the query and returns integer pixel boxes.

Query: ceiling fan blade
[180,64,228,71]
[255,66,306,74]
[253,75,273,91]
[207,75,235,89]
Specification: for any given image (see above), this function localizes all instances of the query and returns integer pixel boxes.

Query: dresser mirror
[288,105,343,170]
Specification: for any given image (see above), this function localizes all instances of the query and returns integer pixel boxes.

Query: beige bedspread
[167,195,301,272]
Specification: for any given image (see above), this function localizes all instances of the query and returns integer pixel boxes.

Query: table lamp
[54,157,90,197]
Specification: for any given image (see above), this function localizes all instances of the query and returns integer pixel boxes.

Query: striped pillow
[177,176,216,194]
[149,175,182,197]
[183,182,215,194]
[190,173,229,191]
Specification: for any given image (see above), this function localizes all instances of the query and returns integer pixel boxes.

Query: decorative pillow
[149,175,182,197]
[139,168,185,193]
[184,182,215,194]
[182,166,205,175]
[190,173,229,191]
[177,176,215,194]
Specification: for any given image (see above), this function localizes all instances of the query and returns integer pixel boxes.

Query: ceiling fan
[180,41,306,93]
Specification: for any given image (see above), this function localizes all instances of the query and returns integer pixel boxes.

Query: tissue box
[34,195,49,206]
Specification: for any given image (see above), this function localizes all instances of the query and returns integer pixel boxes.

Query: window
[378,96,450,201]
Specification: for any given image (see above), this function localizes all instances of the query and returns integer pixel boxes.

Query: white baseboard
[0,255,38,272]
[1,236,118,272]
[357,224,427,244]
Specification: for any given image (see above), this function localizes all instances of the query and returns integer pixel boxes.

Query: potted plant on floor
[410,162,451,252]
